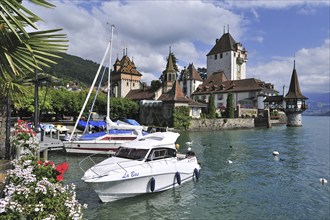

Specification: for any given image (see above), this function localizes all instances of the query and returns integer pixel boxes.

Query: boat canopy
[120,132,180,150]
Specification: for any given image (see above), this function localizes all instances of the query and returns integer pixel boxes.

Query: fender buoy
[150,177,155,192]
[175,172,181,185]
[194,168,200,180]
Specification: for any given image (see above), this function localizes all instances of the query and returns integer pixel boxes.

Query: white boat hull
[63,134,138,154]
[63,140,125,154]
[83,157,201,202]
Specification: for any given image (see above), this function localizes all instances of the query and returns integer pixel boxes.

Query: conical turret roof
[284,62,307,99]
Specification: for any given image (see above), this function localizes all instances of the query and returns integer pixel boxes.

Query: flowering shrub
[10,120,38,157]
[0,120,87,219]
[0,156,87,219]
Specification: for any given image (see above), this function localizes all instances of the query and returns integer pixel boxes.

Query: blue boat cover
[124,119,141,126]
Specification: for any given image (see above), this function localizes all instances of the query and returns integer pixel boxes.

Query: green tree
[173,106,191,130]
[209,94,216,119]
[226,92,235,118]
[110,97,139,120]
[150,80,161,91]
[0,0,67,159]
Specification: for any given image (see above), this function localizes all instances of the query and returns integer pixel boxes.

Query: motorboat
[63,25,147,154]
[79,131,201,202]
[64,127,148,154]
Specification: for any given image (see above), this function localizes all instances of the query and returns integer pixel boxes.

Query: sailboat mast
[106,25,115,132]
[68,42,111,141]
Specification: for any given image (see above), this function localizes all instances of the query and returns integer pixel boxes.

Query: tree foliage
[11,88,139,121]
[209,94,216,119]
[110,97,139,120]
[173,106,191,130]
[197,67,207,80]
[226,92,235,118]
[44,53,102,86]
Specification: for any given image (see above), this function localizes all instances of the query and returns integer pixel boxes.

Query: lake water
[49,116,330,220]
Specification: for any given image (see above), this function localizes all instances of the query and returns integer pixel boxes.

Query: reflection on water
[49,116,330,220]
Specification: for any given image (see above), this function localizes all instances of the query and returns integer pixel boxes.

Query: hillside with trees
[43,53,104,87]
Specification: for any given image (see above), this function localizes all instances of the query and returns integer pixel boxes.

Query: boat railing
[80,154,179,177]
[79,153,112,176]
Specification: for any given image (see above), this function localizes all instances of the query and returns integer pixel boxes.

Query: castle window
[127,82,129,86]
[220,53,223,59]
[133,83,135,87]
[214,54,217,60]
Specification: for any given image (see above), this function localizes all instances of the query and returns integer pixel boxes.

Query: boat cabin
[114,146,176,161]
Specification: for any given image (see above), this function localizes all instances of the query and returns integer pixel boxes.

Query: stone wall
[188,118,255,131]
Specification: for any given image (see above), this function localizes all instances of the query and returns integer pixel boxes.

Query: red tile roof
[192,71,277,95]
[159,80,190,103]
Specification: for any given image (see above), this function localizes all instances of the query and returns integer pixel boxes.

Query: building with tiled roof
[191,71,278,111]
[111,49,142,98]
[207,31,247,80]
[125,84,163,101]
[179,63,204,98]
[139,80,206,127]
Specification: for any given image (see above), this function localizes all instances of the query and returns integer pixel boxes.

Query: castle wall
[188,118,255,131]
[207,52,232,78]
[286,112,302,127]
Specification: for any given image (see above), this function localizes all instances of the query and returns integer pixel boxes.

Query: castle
[112,30,307,127]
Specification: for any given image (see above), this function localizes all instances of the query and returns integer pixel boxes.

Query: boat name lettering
[131,171,139,177]
[122,171,139,179]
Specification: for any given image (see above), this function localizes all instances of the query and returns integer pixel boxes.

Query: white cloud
[221,0,329,10]
[248,39,330,93]
[22,0,329,94]
[24,0,244,84]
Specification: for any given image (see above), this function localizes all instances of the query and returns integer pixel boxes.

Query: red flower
[56,174,64,181]
[55,162,69,181]
[44,161,54,167]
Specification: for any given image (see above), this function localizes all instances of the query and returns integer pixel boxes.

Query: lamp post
[34,69,39,130]
[5,91,11,160]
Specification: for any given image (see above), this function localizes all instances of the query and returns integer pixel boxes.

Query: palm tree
[0,0,68,159]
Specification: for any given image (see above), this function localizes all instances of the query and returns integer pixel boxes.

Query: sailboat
[63,25,147,154]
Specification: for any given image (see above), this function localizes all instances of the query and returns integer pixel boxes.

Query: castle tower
[111,49,142,98]
[206,29,247,80]
[179,63,203,98]
[284,61,308,127]
[162,49,178,93]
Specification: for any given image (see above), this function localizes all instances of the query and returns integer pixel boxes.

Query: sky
[24,0,330,94]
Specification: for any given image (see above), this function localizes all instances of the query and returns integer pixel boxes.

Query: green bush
[173,106,191,130]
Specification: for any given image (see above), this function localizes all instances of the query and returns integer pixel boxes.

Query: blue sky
[25,0,330,94]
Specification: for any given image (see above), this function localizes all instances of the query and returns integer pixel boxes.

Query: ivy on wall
[173,106,191,130]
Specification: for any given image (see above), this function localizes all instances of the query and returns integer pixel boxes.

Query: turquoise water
[49,116,330,220]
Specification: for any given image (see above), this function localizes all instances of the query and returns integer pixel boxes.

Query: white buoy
[272,150,279,156]
[226,160,233,164]
[319,178,328,185]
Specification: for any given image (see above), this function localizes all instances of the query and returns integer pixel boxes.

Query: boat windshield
[115,147,149,161]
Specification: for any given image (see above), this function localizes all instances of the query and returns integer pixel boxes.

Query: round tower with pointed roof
[284,61,308,127]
